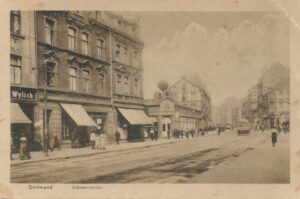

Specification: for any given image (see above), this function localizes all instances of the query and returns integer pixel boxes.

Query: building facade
[167,77,211,125]
[10,11,149,151]
[10,11,38,151]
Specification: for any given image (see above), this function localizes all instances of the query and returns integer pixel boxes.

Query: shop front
[60,103,97,147]
[11,86,38,152]
[117,108,154,141]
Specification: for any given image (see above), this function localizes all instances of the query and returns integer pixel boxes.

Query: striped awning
[118,108,154,125]
[11,103,31,124]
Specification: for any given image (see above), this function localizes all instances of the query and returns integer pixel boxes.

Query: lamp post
[41,64,48,157]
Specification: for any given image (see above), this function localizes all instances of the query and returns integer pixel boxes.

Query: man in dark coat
[115,129,121,145]
[271,127,278,147]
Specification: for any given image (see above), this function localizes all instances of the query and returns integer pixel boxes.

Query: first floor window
[10,55,21,84]
[81,32,89,55]
[46,61,56,87]
[117,74,122,92]
[134,78,139,96]
[81,69,90,92]
[68,27,76,50]
[97,39,105,57]
[124,76,129,93]
[98,73,105,93]
[45,18,55,44]
[69,67,77,91]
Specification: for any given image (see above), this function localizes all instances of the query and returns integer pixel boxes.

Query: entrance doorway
[162,117,171,137]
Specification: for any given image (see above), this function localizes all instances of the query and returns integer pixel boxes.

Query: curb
[11,139,183,166]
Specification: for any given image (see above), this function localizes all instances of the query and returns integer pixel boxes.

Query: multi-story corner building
[167,77,211,124]
[10,11,149,151]
[245,63,289,129]
[10,11,38,151]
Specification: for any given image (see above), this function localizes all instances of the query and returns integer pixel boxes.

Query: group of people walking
[89,129,107,150]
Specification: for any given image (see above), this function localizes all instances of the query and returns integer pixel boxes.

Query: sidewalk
[11,138,183,166]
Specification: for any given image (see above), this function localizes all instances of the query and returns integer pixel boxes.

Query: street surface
[11,129,289,183]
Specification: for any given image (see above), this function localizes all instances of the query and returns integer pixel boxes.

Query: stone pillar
[106,108,117,143]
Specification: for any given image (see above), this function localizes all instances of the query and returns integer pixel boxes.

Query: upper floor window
[46,61,57,87]
[97,39,105,58]
[45,18,55,44]
[10,55,21,85]
[98,73,105,93]
[133,50,139,66]
[116,74,122,92]
[81,32,89,55]
[69,67,77,91]
[115,44,121,61]
[68,27,76,51]
[123,47,129,64]
[10,11,21,34]
[134,79,139,96]
[81,69,90,92]
[124,76,129,93]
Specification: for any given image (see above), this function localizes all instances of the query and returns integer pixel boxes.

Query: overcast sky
[118,11,289,106]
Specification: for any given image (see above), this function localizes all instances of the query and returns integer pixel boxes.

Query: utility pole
[42,64,49,157]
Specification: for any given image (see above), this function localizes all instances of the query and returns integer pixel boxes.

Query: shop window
[81,32,89,55]
[10,11,21,34]
[69,67,77,91]
[10,55,21,85]
[68,27,76,51]
[46,61,56,87]
[45,18,55,44]
[97,38,105,58]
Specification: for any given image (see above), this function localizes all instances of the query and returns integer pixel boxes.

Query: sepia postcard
[0,0,300,198]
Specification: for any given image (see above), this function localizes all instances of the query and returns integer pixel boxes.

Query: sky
[118,11,289,106]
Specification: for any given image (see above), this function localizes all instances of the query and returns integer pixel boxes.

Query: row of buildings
[10,11,211,152]
[213,63,290,129]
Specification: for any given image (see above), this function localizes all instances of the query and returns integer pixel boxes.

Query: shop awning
[118,108,154,125]
[11,103,32,124]
[60,103,97,127]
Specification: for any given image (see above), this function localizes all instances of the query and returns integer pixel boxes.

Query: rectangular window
[134,79,139,96]
[124,76,129,93]
[45,18,55,44]
[69,67,77,91]
[81,32,89,55]
[82,70,90,92]
[46,62,56,87]
[97,39,105,57]
[10,11,21,34]
[115,44,121,61]
[163,124,166,132]
[10,55,21,85]
[133,50,139,66]
[98,73,105,93]
[123,47,128,63]
[117,74,122,92]
[68,27,76,50]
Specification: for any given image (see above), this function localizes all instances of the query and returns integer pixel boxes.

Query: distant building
[167,77,211,123]
[245,63,289,129]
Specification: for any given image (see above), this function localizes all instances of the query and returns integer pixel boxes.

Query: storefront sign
[11,87,36,100]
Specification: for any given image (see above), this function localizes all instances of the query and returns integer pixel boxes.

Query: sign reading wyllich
[11,87,36,100]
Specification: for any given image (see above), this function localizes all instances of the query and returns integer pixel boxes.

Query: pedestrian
[172,128,176,139]
[271,127,278,147]
[90,130,96,149]
[19,134,31,160]
[150,128,155,141]
[260,125,265,134]
[70,127,77,148]
[218,127,222,136]
[115,129,121,145]
[167,129,170,139]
